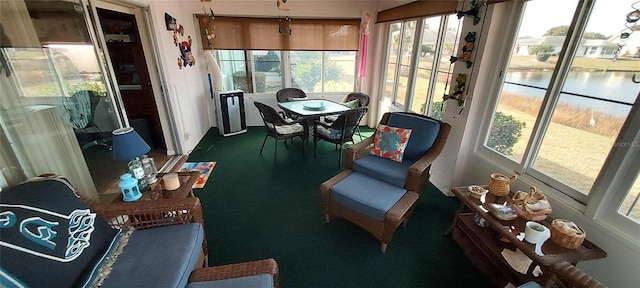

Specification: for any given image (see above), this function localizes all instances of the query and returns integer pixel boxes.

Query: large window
[383,15,461,120]
[217,50,356,94]
[481,0,640,220]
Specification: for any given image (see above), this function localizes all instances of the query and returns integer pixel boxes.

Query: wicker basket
[550,219,586,249]
[488,173,518,196]
[511,186,552,221]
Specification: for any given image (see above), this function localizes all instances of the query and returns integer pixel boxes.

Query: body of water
[503,71,640,116]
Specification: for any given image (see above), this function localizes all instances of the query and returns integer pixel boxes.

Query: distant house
[515,35,620,59]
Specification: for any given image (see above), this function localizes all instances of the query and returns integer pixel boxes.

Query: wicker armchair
[345,112,451,193]
[188,258,279,288]
[254,101,307,163]
[313,107,368,166]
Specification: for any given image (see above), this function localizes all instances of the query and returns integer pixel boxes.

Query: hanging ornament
[203,8,216,48]
[277,0,290,11]
[456,0,485,25]
[443,73,467,106]
[450,32,476,68]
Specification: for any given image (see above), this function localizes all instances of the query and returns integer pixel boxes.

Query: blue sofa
[0,175,207,287]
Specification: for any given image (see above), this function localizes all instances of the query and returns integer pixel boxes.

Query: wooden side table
[447,186,606,287]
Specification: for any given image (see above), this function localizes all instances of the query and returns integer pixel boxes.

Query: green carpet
[187,127,492,287]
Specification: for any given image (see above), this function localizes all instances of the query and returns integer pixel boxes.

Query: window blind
[197,16,360,51]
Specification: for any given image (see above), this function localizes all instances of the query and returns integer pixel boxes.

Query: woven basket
[511,186,552,221]
[550,219,586,249]
[488,173,514,196]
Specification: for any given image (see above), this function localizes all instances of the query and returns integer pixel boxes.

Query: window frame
[215,49,356,95]
[381,15,459,117]
[475,0,640,244]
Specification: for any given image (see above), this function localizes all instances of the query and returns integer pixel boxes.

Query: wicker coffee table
[109,171,200,203]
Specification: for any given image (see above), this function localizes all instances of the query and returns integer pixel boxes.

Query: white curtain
[0,0,97,198]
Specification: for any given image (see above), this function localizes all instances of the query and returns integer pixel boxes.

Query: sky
[518,0,637,38]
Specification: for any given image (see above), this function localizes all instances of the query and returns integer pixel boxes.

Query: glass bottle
[142,155,158,184]
[129,157,148,191]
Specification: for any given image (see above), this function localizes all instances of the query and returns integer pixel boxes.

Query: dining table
[277,99,351,145]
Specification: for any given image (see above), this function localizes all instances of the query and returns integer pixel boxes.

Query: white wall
[430,2,640,287]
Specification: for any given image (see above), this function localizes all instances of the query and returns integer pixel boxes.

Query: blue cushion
[330,172,407,221]
[100,223,204,288]
[518,281,543,288]
[387,113,440,162]
[186,274,274,288]
[353,155,413,188]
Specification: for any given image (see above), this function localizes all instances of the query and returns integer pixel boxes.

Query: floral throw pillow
[370,124,412,162]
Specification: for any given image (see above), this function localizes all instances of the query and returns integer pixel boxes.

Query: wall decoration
[171,22,195,69]
[279,16,292,35]
[449,32,476,68]
[443,73,467,106]
[456,0,484,25]
[164,13,177,31]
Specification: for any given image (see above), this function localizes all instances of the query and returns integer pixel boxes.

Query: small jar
[119,173,141,202]
[129,157,148,191]
[142,155,158,184]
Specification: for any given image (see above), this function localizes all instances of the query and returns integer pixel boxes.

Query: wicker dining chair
[276,88,307,119]
[324,92,370,139]
[254,101,306,163]
[313,107,368,167]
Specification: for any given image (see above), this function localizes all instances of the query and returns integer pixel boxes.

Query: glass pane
[396,20,416,107]
[290,51,321,92]
[485,0,578,162]
[619,171,640,224]
[324,51,356,92]
[253,50,282,93]
[217,50,250,92]
[385,22,402,99]
[0,0,121,196]
[532,0,639,195]
[410,16,441,114]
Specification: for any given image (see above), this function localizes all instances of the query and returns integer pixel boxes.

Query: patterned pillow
[370,124,412,162]
[341,99,360,109]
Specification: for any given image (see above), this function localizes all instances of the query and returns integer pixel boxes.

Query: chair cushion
[100,223,204,288]
[267,123,304,135]
[186,274,274,288]
[330,172,407,221]
[0,176,120,288]
[370,124,412,162]
[353,154,413,188]
[387,113,440,162]
[317,126,354,140]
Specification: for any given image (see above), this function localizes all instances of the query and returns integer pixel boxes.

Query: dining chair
[313,107,368,167]
[275,88,307,119]
[323,92,370,140]
[254,101,306,163]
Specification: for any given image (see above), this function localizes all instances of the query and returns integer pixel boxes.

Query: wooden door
[97,8,165,149]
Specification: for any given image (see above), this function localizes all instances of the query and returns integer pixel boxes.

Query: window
[382,15,461,120]
[481,0,640,207]
[217,50,356,94]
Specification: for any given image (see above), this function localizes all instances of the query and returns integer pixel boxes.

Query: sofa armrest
[345,136,374,169]
[188,259,279,288]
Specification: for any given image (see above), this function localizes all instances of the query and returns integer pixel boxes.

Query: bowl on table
[468,185,488,199]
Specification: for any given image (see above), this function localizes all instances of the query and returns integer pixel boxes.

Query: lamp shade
[112,127,151,161]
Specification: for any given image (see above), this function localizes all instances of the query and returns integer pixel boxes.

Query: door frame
[87,0,181,155]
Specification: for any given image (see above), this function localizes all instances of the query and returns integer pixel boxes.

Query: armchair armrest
[188,258,279,288]
[405,122,451,192]
[345,136,374,169]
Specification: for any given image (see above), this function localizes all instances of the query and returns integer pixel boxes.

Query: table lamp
[112,127,151,191]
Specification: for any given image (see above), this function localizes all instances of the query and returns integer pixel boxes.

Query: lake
[503,71,640,116]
